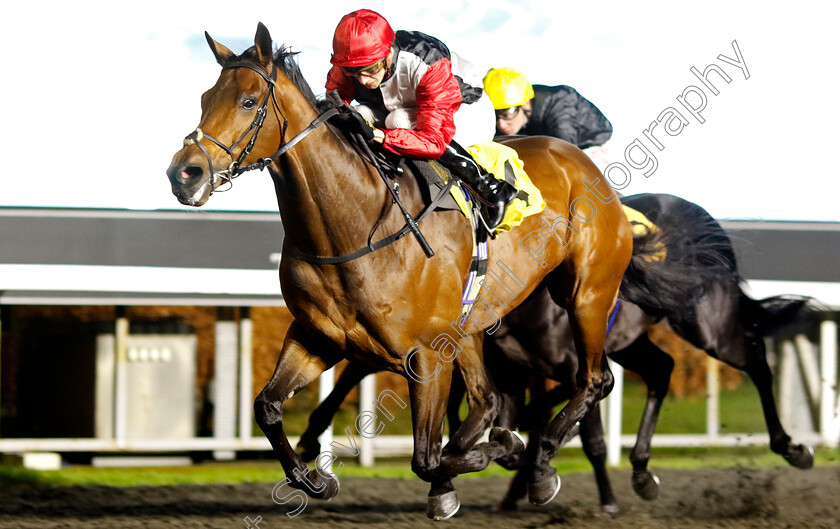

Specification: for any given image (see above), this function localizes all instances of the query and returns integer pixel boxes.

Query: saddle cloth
[406,141,545,318]
[622,205,667,262]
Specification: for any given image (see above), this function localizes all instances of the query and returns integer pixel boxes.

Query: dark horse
[296,193,813,514]
[486,193,813,513]
[166,24,718,518]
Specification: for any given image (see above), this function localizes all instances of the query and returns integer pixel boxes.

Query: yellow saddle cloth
[449,141,546,234]
[622,205,656,235]
[621,205,666,261]
[443,144,664,260]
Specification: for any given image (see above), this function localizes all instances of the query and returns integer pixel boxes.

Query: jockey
[483,67,614,170]
[327,9,517,230]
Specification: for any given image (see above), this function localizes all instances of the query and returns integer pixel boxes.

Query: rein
[182,60,436,264]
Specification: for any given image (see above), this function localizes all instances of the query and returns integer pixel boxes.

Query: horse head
[166,23,287,206]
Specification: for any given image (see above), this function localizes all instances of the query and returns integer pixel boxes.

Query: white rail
[3,316,837,465]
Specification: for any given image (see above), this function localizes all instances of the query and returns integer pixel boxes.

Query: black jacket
[520,85,612,149]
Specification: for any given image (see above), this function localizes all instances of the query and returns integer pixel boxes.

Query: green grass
[0,461,287,487]
[282,379,770,439]
[2,446,837,487]
[2,378,828,488]
[620,380,766,434]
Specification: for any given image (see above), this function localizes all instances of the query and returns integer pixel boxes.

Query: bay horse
[296,193,813,514]
[166,24,708,518]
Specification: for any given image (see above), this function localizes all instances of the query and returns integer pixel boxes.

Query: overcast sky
[1,0,837,221]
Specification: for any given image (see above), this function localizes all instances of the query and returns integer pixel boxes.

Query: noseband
[182,61,339,192]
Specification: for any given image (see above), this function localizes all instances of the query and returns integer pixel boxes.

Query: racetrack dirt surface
[1,466,839,528]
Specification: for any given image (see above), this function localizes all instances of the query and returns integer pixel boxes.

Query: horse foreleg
[405,350,457,519]
[255,321,342,500]
[408,338,524,519]
[519,382,574,431]
[296,361,375,462]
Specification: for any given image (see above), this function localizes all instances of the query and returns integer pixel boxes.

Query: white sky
[1,0,838,221]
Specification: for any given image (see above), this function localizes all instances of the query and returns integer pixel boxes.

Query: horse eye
[242,99,256,110]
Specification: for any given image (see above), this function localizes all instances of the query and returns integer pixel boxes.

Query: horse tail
[739,293,812,337]
[618,193,739,318]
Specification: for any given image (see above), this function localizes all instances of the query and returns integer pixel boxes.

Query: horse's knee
[576,363,614,398]
[462,388,500,423]
[484,390,500,418]
[649,355,674,394]
[596,368,615,399]
[254,395,283,428]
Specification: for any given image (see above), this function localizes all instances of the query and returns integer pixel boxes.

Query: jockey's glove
[335,104,376,143]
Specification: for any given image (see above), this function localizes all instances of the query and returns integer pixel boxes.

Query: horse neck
[268,74,384,256]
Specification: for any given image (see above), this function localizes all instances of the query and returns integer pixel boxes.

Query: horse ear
[205,31,235,66]
[254,22,273,66]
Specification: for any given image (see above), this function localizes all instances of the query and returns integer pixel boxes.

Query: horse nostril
[179,166,204,183]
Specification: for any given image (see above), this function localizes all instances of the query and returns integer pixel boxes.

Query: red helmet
[330,9,395,68]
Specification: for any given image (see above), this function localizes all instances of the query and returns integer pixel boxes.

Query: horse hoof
[784,444,815,469]
[427,490,460,520]
[528,474,562,505]
[602,502,621,517]
[320,472,340,500]
[490,426,526,455]
[295,439,321,463]
[296,469,340,500]
[631,470,660,501]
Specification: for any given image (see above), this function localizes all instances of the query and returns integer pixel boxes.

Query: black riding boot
[438,143,517,231]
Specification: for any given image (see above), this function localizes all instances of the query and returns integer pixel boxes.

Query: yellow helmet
[483,67,535,110]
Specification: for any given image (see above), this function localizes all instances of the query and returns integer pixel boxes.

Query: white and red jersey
[326,30,486,159]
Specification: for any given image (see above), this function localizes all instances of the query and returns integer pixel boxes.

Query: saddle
[403,157,462,213]
[399,143,546,235]
[335,115,542,319]
[398,149,544,319]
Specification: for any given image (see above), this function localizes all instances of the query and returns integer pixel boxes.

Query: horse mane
[236,45,321,109]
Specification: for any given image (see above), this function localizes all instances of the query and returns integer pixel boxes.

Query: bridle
[180,59,435,262]
[182,61,338,193]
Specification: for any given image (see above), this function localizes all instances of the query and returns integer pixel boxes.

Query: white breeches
[356,92,496,149]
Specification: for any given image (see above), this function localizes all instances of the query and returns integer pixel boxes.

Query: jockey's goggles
[495,106,523,121]
[339,60,386,79]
